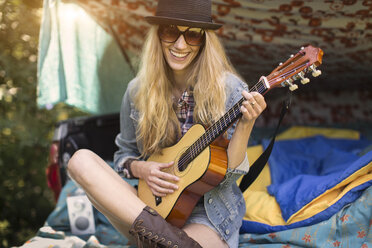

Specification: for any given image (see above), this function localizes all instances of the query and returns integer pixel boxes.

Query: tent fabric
[241,126,372,234]
[37,0,372,116]
[37,0,134,114]
[66,0,372,91]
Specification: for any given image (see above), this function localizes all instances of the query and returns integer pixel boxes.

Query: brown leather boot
[129,206,202,248]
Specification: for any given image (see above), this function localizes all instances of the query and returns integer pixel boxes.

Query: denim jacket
[114,72,249,242]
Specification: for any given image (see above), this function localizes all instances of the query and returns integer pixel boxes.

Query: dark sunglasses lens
[159,25,180,43]
[185,28,205,46]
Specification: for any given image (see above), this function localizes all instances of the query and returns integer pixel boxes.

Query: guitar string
[176,68,289,170]
[177,83,268,170]
[177,95,255,170]
[177,63,309,170]
[266,63,309,87]
[178,79,268,167]
[177,66,299,170]
[177,65,292,169]
[177,97,247,170]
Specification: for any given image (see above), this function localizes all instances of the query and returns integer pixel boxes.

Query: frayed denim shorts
[184,203,239,248]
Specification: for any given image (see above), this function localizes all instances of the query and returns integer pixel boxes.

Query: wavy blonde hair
[134,26,238,157]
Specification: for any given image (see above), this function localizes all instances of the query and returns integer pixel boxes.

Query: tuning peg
[312,69,321,77]
[310,65,322,77]
[301,77,310,84]
[299,72,310,84]
[289,83,298,91]
[285,79,298,91]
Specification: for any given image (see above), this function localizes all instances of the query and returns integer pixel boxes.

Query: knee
[67,149,95,180]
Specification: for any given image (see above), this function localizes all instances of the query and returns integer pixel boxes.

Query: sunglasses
[158,25,205,46]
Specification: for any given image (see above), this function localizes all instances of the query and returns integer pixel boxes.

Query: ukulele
[138,45,324,228]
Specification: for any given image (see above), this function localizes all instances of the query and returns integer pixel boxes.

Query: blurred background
[0,1,86,247]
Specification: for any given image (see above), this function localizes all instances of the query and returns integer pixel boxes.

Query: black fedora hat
[145,0,222,30]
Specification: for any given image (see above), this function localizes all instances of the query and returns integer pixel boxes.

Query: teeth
[170,50,188,58]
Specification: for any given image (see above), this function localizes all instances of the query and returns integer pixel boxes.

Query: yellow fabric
[287,165,371,223]
[276,126,360,140]
[241,126,369,226]
[242,145,284,225]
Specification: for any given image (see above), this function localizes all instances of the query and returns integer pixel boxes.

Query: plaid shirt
[174,88,195,136]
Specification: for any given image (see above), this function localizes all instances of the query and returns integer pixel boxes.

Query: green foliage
[0,0,87,246]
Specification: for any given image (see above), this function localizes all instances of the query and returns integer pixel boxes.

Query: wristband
[123,158,138,179]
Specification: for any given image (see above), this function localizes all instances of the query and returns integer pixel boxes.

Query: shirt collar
[179,87,194,105]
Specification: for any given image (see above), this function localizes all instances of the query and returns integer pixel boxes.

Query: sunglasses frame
[158,25,206,46]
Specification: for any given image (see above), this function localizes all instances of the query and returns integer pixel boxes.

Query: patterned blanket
[18,184,372,247]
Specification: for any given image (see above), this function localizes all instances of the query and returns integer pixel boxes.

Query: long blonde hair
[134,26,238,157]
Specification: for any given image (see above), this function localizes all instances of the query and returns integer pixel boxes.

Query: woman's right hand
[132,160,179,197]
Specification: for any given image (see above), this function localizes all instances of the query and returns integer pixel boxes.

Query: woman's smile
[169,49,190,60]
[161,26,201,72]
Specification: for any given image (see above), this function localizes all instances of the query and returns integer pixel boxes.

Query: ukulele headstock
[264,45,324,92]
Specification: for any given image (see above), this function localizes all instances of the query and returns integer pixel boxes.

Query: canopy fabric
[37,0,134,113]
[68,0,372,91]
[38,0,372,114]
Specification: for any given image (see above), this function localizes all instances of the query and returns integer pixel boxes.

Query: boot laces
[130,219,177,248]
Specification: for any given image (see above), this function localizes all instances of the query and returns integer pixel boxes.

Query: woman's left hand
[240,91,267,123]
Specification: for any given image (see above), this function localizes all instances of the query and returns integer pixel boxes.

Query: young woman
[67,0,266,247]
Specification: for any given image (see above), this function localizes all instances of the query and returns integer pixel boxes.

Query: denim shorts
[184,203,239,248]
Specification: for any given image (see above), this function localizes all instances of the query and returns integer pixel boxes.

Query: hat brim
[145,16,222,30]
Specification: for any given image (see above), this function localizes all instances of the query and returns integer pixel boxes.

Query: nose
[173,34,188,49]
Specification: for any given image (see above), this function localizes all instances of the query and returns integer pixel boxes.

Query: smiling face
[160,26,202,74]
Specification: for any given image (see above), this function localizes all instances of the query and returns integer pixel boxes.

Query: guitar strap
[239,92,292,193]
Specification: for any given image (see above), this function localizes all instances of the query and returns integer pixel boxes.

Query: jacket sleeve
[113,79,142,176]
[223,73,250,182]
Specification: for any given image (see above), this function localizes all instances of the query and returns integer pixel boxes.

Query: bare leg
[183,223,229,248]
[84,192,134,242]
[67,149,224,247]
[67,149,145,237]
